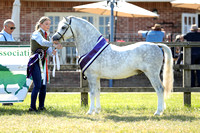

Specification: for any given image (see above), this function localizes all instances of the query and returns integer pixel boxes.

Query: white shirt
[31,28,53,54]
[0,30,15,41]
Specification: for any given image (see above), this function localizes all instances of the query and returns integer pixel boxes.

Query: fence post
[183,46,191,106]
[80,73,88,106]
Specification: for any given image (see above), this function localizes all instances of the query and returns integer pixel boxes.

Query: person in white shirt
[0,19,15,41]
[0,19,16,106]
[28,16,62,112]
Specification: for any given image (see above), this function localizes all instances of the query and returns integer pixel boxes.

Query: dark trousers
[31,61,46,109]
[176,53,183,64]
[191,54,200,87]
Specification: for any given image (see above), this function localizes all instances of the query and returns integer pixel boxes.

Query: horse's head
[52,17,74,41]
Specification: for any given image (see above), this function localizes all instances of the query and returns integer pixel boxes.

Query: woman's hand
[53,43,63,49]
[52,49,57,55]
[53,41,59,44]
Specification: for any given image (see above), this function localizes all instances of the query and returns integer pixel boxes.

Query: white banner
[0,45,31,103]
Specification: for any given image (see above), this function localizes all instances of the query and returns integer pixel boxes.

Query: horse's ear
[63,17,70,23]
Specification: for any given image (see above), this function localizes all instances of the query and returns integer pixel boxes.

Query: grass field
[0,92,200,132]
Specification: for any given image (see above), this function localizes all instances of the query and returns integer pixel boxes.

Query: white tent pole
[11,0,20,41]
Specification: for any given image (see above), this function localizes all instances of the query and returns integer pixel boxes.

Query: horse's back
[108,42,163,61]
[89,41,164,79]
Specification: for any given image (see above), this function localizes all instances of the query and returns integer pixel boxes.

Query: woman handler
[28,16,62,112]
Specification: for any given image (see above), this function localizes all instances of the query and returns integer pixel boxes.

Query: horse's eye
[62,26,66,30]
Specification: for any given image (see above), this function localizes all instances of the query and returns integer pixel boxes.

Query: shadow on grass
[1,105,199,122]
[0,106,101,121]
[0,108,27,116]
[105,114,200,122]
[0,107,70,117]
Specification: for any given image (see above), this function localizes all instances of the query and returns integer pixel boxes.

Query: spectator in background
[0,19,15,41]
[175,35,183,65]
[181,24,200,87]
[0,19,16,106]
[138,23,165,42]
[166,33,181,63]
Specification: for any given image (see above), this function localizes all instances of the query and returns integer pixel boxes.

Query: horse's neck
[72,18,101,56]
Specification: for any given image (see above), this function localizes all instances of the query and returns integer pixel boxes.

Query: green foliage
[0,93,200,132]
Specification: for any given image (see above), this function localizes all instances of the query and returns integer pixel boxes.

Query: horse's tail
[158,43,174,97]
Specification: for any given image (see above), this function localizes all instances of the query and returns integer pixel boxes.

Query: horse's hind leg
[145,72,165,115]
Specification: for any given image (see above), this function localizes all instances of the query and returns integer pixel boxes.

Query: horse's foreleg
[87,88,95,115]
[86,78,98,115]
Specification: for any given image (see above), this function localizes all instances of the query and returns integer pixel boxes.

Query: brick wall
[116,2,196,41]
[45,71,182,90]
[48,71,80,88]
[0,0,13,26]
[0,0,91,37]
[0,0,197,41]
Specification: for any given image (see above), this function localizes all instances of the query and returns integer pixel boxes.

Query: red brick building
[1,0,190,88]
[0,0,199,42]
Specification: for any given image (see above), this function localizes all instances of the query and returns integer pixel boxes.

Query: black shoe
[2,103,13,106]
[29,108,38,112]
[38,107,46,111]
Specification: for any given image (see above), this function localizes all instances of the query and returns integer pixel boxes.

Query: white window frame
[182,13,198,34]
[45,12,110,37]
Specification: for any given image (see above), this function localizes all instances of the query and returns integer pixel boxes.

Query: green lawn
[0,92,200,132]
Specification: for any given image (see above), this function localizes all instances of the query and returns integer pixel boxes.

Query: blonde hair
[35,16,51,31]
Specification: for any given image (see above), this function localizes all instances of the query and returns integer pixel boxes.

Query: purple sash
[26,53,39,78]
[78,36,109,79]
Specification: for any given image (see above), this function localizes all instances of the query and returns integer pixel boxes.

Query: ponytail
[35,22,40,31]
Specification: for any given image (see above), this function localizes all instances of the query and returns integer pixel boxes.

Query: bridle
[56,17,74,41]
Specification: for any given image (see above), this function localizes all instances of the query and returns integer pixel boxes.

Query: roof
[127,0,172,2]
[22,0,172,2]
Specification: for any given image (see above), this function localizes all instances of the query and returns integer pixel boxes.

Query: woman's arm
[31,31,53,47]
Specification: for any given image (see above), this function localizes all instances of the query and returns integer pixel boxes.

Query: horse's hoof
[86,110,93,115]
[95,108,101,114]
[86,112,92,115]
[95,110,100,114]
[154,110,163,116]
[95,112,100,114]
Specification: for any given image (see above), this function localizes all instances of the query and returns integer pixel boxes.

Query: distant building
[0,0,199,64]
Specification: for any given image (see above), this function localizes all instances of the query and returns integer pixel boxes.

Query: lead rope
[42,59,46,85]
[38,54,45,84]
[52,50,60,77]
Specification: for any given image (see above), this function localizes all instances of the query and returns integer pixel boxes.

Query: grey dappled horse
[52,16,173,115]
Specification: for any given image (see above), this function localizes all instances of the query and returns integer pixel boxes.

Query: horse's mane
[70,16,100,34]
[0,64,13,79]
[70,16,91,25]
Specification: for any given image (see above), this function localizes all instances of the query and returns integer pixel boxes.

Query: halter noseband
[56,17,74,41]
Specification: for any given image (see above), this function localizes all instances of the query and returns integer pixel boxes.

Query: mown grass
[0,92,200,133]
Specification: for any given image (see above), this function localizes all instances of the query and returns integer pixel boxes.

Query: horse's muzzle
[52,34,60,41]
